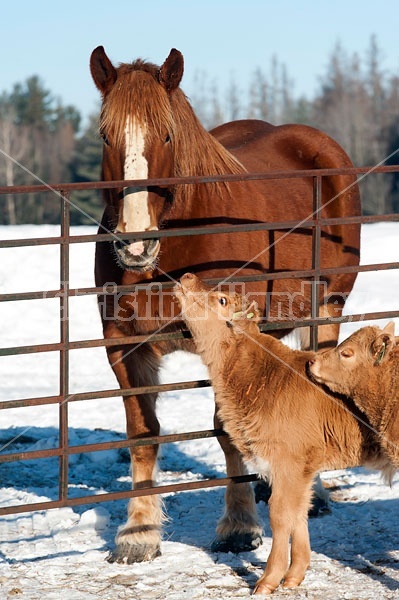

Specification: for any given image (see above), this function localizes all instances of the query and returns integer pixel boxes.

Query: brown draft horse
[90,46,361,564]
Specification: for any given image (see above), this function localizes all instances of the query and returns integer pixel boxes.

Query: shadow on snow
[2,425,399,592]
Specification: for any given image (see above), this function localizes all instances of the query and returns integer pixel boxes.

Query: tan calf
[175,273,392,595]
[309,322,399,468]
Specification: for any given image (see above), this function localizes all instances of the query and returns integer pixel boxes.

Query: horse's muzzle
[113,237,160,272]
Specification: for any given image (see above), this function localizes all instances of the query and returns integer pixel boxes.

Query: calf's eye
[219,297,228,307]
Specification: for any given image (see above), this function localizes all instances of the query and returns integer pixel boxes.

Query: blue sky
[2,0,399,124]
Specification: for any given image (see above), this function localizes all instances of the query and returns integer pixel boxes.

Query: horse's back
[211,118,360,239]
[211,119,355,171]
[210,119,276,153]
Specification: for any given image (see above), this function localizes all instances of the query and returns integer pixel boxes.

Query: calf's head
[308,321,396,396]
[174,273,259,341]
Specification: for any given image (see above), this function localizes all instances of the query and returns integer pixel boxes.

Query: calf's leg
[282,476,314,589]
[254,468,313,595]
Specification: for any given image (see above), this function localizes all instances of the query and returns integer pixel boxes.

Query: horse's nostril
[147,238,160,254]
[113,239,124,252]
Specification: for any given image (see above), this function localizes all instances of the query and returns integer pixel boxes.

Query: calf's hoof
[282,575,305,589]
[211,531,263,553]
[107,542,161,564]
[253,580,277,595]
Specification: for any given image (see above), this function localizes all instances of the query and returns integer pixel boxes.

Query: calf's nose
[180,273,196,289]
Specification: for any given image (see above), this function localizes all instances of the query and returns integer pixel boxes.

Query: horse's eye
[165,134,171,143]
[219,297,228,307]
[100,131,110,146]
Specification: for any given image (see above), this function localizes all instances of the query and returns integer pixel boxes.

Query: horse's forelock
[100,61,174,147]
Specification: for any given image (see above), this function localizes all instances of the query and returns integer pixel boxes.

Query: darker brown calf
[309,322,399,469]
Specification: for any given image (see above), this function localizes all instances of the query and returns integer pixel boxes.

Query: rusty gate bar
[1,212,399,253]
[0,379,211,410]
[1,165,399,518]
[0,473,258,517]
[2,250,399,301]
[0,428,227,464]
[3,306,399,412]
[2,259,399,308]
[0,262,399,356]
[1,163,399,197]
[3,296,399,358]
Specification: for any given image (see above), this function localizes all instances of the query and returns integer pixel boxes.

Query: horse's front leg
[106,337,163,564]
[211,412,263,553]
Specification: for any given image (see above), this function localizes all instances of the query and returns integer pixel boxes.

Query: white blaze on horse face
[120,117,157,256]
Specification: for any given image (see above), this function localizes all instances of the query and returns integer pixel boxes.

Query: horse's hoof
[107,542,161,564]
[211,532,263,553]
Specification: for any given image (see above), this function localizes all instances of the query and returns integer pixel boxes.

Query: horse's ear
[158,49,184,92]
[90,46,117,95]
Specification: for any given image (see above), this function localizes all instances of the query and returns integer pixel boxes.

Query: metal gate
[1,165,399,517]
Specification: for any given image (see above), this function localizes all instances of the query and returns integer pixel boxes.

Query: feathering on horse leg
[211,412,262,553]
[110,433,163,564]
[106,342,164,563]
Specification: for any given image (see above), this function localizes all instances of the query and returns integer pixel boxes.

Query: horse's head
[90,46,184,272]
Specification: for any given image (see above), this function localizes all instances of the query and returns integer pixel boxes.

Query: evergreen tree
[0,75,82,223]
[69,113,103,225]
[1,35,399,223]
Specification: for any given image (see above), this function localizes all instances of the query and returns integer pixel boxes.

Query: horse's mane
[100,60,246,204]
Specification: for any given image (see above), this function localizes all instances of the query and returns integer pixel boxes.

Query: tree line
[1,36,398,225]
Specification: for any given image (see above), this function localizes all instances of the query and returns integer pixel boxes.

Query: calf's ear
[230,301,260,333]
[383,321,396,336]
[372,324,395,365]
[233,302,260,323]
[244,301,260,323]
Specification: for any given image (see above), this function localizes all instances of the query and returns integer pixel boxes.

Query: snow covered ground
[1,223,399,599]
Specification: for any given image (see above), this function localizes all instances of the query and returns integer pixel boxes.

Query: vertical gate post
[59,190,70,503]
[310,175,322,351]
